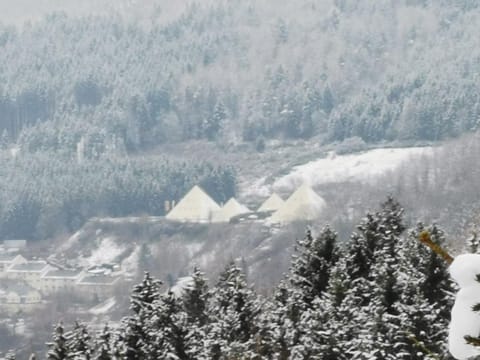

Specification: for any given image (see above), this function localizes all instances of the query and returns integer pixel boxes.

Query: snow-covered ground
[82,237,126,267]
[121,245,141,277]
[243,147,434,197]
[89,297,117,315]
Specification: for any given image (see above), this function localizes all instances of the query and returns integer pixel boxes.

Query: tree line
[0,152,236,240]
[31,198,457,359]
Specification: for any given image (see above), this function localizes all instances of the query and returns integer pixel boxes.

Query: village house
[0,280,42,314]
[77,274,121,301]
[40,269,85,294]
[4,261,54,290]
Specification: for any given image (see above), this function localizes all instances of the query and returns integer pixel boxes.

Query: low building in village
[0,252,122,309]
[4,261,54,290]
[40,269,85,294]
[77,274,121,301]
[0,280,42,314]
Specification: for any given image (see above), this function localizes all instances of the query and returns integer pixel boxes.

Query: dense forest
[38,199,458,359]
[0,0,480,240]
[0,154,235,240]
[1,0,480,151]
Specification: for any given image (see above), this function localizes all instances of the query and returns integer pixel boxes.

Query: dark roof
[9,261,49,272]
[43,269,83,279]
[79,275,119,286]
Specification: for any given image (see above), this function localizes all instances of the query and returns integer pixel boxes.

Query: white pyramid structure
[166,185,221,223]
[269,184,326,224]
[258,193,285,212]
[212,198,251,223]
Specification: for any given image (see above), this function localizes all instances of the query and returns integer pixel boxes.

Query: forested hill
[0,0,480,155]
[1,0,480,241]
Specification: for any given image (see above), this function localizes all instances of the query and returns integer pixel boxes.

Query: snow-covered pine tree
[407,224,454,316]
[274,226,339,358]
[147,290,189,360]
[67,321,92,360]
[182,266,209,326]
[348,245,402,360]
[181,267,210,359]
[289,226,339,306]
[264,280,304,359]
[94,325,112,360]
[253,300,280,359]
[291,295,342,360]
[317,258,364,358]
[395,266,448,360]
[389,222,455,359]
[321,275,374,359]
[120,272,162,359]
[205,261,261,359]
[47,323,70,360]
[109,330,125,360]
[184,320,208,360]
[378,196,406,237]
[346,196,405,281]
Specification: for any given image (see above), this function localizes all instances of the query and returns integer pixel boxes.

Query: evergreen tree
[94,325,112,360]
[184,322,208,360]
[395,266,448,359]
[289,226,339,306]
[203,101,226,141]
[205,261,260,359]
[147,291,189,360]
[47,323,70,360]
[120,272,162,359]
[265,280,304,359]
[253,300,279,359]
[346,197,405,281]
[182,267,209,326]
[404,224,454,314]
[68,322,92,360]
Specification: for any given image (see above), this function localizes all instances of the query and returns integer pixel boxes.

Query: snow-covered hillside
[57,218,303,289]
[243,147,434,197]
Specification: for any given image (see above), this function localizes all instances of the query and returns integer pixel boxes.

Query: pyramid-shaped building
[258,193,285,212]
[269,184,326,223]
[213,198,251,223]
[166,185,221,223]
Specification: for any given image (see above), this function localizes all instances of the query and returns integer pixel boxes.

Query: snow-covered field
[82,237,126,267]
[243,147,434,197]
